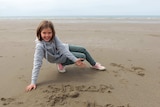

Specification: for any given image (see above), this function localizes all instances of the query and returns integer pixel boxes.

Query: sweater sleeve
[31,43,44,84]
[54,36,77,62]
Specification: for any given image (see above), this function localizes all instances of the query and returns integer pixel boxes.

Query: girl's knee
[80,47,87,52]
[78,53,86,59]
[81,54,86,59]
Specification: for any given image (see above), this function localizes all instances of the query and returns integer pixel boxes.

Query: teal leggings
[62,45,96,66]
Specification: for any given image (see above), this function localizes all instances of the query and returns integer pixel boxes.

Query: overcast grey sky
[0,0,160,16]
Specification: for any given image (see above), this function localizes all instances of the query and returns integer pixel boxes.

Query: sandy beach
[0,18,160,107]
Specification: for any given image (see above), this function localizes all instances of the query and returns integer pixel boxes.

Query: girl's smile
[41,28,53,42]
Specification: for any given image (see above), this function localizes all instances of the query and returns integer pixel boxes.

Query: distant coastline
[0,15,160,23]
[0,15,160,19]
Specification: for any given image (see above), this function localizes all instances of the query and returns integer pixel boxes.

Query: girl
[26,20,106,91]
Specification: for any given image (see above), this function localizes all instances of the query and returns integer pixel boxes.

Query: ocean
[0,15,160,23]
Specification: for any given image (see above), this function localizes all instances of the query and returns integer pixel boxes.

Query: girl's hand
[25,84,36,92]
[75,58,86,67]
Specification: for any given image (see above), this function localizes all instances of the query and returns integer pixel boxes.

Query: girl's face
[41,27,53,42]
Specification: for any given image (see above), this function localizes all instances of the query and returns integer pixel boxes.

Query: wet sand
[0,19,160,107]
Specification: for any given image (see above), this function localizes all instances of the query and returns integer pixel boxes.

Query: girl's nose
[46,33,50,36]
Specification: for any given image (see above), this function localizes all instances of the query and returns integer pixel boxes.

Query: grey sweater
[31,36,77,84]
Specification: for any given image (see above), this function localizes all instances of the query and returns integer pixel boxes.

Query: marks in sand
[42,84,114,106]
[0,63,140,107]
[110,63,145,77]
[0,84,117,107]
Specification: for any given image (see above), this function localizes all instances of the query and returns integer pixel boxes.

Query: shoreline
[1,15,160,24]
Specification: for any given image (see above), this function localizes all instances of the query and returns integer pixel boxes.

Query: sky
[0,0,160,16]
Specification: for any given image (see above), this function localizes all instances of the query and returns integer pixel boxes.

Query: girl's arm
[54,36,77,62]
[26,43,44,91]
[31,43,44,84]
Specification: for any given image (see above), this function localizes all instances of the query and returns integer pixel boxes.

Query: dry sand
[0,18,160,107]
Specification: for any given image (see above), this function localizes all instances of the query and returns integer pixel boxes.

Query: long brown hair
[36,20,55,41]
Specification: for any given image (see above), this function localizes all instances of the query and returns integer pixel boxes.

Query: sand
[0,18,160,107]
